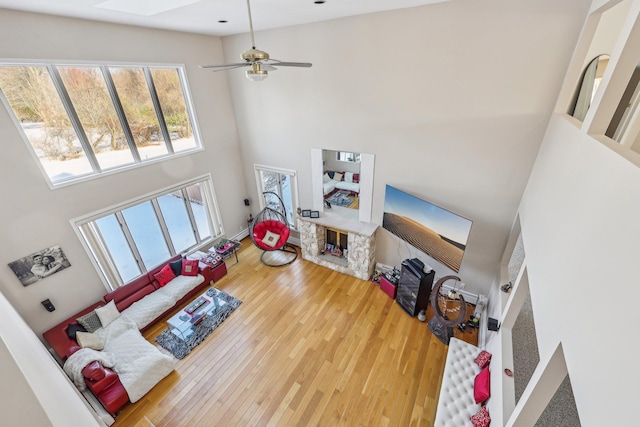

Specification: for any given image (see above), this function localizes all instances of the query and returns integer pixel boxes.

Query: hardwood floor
[113,239,474,427]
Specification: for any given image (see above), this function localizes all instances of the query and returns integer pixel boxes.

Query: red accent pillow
[474,367,491,404]
[474,350,492,369]
[181,259,199,276]
[470,405,491,427]
[353,173,360,183]
[154,264,176,287]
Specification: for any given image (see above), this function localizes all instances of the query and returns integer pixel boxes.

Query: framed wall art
[9,245,71,286]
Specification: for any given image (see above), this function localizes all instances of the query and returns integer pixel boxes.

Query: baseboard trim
[439,284,479,306]
[230,228,249,242]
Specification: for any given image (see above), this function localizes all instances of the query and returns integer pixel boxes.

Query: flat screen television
[383,185,472,272]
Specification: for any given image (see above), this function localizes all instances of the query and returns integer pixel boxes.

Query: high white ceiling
[0,0,450,37]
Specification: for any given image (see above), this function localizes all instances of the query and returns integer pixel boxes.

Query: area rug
[327,190,354,208]
[154,288,242,359]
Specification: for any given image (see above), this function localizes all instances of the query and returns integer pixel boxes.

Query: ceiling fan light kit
[246,64,268,81]
[200,0,312,81]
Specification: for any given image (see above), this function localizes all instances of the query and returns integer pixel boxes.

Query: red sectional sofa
[43,255,227,415]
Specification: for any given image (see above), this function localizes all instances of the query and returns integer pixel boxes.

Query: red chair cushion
[253,220,290,250]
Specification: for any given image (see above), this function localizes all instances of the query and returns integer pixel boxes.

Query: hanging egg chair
[249,191,298,267]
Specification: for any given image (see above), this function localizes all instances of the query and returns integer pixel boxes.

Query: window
[606,61,640,148]
[75,176,222,289]
[568,55,609,122]
[336,151,361,162]
[254,165,299,229]
[0,63,200,186]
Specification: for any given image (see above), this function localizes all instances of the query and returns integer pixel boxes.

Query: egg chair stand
[250,191,298,267]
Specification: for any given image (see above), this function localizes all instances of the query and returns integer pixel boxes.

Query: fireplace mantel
[298,212,377,280]
[300,213,377,237]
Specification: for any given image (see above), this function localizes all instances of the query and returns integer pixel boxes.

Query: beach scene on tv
[383,185,472,272]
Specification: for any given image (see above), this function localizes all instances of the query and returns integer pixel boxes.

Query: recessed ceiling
[0,0,451,36]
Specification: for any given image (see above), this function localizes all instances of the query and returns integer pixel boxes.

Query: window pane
[186,183,211,240]
[109,67,168,160]
[121,201,170,268]
[95,214,141,283]
[157,191,196,253]
[58,66,135,170]
[260,170,280,210]
[0,66,93,183]
[280,174,294,225]
[150,68,197,152]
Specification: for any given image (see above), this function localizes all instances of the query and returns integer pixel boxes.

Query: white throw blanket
[63,348,116,390]
[104,328,175,402]
[70,313,175,403]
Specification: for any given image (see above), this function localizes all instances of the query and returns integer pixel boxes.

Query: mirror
[322,150,361,220]
[569,54,609,121]
[311,148,374,223]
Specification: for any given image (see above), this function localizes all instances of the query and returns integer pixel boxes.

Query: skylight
[94,0,200,16]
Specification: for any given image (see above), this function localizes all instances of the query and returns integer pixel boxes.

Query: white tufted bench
[434,337,482,426]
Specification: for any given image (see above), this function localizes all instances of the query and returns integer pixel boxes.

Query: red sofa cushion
[104,275,153,308]
[82,361,106,381]
[98,380,130,415]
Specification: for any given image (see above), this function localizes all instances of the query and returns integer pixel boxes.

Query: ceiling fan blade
[200,63,248,69]
[269,61,312,68]
[200,0,312,78]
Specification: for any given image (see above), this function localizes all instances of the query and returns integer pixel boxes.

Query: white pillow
[323,173,331,183]
[344,172,354,183]
[95,300,120,328]
[76,331,104,350]
[333,172,343,182]
[262,230,281,248]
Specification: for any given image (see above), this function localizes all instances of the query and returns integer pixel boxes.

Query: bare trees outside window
[0,64,200,186]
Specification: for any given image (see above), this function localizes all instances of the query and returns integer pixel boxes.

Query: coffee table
[166,288,227,341]
[209,238,241,263]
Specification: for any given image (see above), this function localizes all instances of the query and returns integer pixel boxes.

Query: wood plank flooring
[113,239,473,427]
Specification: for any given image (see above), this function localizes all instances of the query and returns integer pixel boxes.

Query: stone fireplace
[298,212,377,280]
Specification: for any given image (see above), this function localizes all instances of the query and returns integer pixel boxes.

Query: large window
[74,176,222,289]
[0,63,200,186]
[254,165,299,230]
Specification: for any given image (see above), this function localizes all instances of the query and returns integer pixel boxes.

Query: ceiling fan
[200,0,312,81]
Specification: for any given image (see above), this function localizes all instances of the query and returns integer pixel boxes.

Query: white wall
[513,1,640,421]
[223,0,590,295]
[0,9,247,337]
[0,289,102,426]
[518,113,640,425]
